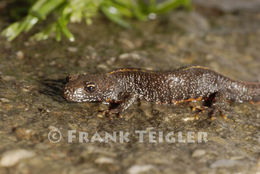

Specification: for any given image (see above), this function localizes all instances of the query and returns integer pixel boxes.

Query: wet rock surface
[0,1,260,173]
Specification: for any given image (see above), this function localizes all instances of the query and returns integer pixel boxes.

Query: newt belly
[63,66,260,116]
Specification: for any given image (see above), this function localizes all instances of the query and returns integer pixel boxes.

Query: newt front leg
[106,94,138,115]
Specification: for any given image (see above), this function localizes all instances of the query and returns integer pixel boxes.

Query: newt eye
[85,83,95,92]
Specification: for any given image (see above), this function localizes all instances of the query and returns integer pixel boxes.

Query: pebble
[192,149,206,157]
[183,117,196,122]
[106,57,116,65]
[210,159,240,168]
[16,51,24,59]
[0,149,35,167]
[0,98,10,103]
[49,61,56,66]
[15,128,35,140]
[97,64,108,70]
[96,113,104,118]
[119,38,135,49]
[67,47,78,52]
[127,165,155,174]
[119,53,141,60]
[2,75,16,81]
[94,157,115,164]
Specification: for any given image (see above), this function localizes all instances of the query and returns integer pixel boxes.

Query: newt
[63,66,260,118]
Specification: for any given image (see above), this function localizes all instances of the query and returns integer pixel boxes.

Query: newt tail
[221,80,260,103]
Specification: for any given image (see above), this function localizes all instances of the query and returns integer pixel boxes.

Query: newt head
[64,73,113,103]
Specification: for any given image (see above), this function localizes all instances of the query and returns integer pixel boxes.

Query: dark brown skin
[64,66,260,117]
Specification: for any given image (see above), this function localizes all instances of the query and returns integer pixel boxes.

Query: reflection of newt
[64,66,260,118]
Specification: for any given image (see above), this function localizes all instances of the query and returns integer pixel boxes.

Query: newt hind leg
[190,104,208,120]
[204,92,229,120]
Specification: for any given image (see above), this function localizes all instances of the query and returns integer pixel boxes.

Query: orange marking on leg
[194,114,199,120]
[106,98,112,103]
[191,107,197,112]
[210,116,216,121]
[191,105,206,112]
[221,114,228,120]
